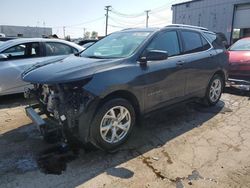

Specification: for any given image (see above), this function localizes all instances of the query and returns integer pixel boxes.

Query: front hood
[22,55,123,84]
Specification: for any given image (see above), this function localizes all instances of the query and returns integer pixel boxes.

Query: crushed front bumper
[25,104,60,136]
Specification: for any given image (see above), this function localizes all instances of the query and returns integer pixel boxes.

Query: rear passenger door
[179,30,216,96]
[43,42,78,57]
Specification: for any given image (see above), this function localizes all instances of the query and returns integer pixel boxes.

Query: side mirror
[139,50,168,65]
[0,54,7,60]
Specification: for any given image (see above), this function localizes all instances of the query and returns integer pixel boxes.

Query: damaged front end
[25,80,97,143]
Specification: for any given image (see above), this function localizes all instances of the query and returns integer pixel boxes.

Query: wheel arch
[96,90,141,118]
[214,70,226,82]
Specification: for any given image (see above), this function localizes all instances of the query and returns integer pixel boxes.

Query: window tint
[146,31,180,57]
[201,36,211,51]
[45,42,75,56]
[181,31,204,53]
[1,42,40,59]
[30,43,40,57]
[203,32,224,49]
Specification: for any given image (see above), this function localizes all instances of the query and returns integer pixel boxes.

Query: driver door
[142,30,187,113]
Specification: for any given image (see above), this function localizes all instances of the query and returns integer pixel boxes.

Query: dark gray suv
[22,25,229,151]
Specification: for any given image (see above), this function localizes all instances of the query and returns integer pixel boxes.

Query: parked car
[0,38,84,96]
[78,39,98,46]
[82,41,95,49]
[23,25,228,151]
[228,37,250,89]
[0,33,5,37]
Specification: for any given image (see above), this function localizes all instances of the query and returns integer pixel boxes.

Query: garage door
[234,4,250,28]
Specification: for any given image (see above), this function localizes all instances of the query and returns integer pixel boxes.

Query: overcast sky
[0,0,186,38]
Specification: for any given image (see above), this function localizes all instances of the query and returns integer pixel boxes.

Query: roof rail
[121,28,140,31]
[165,24,209,31]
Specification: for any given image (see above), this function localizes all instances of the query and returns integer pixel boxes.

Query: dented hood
[22,55,122,84]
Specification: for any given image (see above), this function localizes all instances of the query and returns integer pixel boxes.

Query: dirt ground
[0,89,250,188]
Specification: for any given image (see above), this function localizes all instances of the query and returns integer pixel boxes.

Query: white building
[172,0,250,44]
[0,25,52,38]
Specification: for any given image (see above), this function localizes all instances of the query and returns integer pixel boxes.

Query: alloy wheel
[100,106,131,144]
[209,78,222,102]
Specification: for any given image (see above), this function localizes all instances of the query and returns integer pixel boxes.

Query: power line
[52,16,105,28]
[109,16,145,27]
[111,8,145,18]
[110,0,184,19]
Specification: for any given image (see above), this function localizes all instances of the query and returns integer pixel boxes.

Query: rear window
[229,39,250,51]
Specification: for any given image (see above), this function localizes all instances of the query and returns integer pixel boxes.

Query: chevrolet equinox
[22,25,228,151]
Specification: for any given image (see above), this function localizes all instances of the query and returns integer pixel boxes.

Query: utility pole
[63,26,66,38]
[105,5,112,36]
[145,10,151,28]
[43,21,46,37]
[83,27,86,38]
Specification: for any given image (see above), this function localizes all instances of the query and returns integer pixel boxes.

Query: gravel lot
[0,89,250,188]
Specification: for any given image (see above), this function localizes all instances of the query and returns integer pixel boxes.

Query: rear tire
[203,74,224,106]
[90,98,135,151]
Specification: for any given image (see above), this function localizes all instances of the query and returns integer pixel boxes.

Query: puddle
[37,143,80,175]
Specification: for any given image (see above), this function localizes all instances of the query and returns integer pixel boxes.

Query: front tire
[203,74,224,106]
[90,98,135,151]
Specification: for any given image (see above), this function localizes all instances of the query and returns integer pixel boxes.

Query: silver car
[0,38,84,95]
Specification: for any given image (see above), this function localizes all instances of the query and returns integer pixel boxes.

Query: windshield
[81,31,151,58]
[230,38,250,51]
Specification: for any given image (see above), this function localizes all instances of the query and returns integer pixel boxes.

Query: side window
[2,44,26,58]
[30,43,40,57]
[2,42,40,59]
[203,32,224,49]
[201,36,211,51]
[146,31,180,57]
[45,42,74,56]
[181,31,204,54]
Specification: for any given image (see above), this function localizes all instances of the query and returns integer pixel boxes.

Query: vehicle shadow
[0,94,34,109]
[224,87,250,98]
[0,100,230,187]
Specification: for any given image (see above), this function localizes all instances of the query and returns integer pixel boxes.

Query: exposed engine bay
[25,82,95,142]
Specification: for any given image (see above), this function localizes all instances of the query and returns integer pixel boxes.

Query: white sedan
[0,38,84,96]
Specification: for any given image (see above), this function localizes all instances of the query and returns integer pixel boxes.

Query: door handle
[176,60,185,66]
